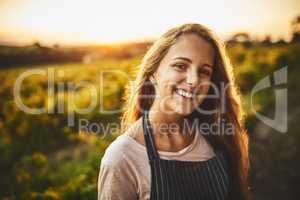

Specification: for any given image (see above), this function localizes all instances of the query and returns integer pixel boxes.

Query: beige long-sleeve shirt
[97,128,215,200]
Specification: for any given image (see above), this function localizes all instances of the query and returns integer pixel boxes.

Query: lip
[176,87,194,93]
[174,87,200,96]
[174,87,196,100]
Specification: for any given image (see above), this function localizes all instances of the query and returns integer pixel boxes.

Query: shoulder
[124,117,145,146]
[101,134,132,168]
[101,118,145,168]
[98,134,141,200]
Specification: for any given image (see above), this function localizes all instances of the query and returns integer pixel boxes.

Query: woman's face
[151,33,215,116]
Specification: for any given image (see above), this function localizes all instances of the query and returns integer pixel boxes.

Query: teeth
[176,88,193,98]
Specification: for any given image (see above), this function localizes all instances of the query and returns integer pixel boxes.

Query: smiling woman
[98,23,250,200]
[147,33,215,116]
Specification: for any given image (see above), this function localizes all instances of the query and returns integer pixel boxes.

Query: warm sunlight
[0,1,299,199]
[0,0,299,45]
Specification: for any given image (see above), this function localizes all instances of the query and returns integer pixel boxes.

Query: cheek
[158,70,183,93]
[195,81,212,103]
[159,83,176,99]
[197,80,211,93]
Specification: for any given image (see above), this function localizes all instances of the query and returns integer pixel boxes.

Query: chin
[173,105,196,116]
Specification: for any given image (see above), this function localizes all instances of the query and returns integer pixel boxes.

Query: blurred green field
[0,42,299,200]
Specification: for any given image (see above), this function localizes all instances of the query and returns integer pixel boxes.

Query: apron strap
[142,110,159,161]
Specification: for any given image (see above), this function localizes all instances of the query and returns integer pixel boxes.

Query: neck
[148,100,183,124]
[147,101,191,137]
[146,103,196,152]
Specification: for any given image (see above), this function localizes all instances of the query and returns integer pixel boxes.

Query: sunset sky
[0,0,299,45]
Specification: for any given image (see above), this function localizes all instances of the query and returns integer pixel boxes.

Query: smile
[174,88,196,99]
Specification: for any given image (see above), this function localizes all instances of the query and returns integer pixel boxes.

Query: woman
[98,23,250,200]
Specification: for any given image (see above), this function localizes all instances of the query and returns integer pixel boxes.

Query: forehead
[163,33,215,65]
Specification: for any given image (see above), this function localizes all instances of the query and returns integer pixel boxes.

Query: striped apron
[142,111,230,200]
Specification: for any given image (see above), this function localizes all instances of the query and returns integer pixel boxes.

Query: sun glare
[0,0,299,45]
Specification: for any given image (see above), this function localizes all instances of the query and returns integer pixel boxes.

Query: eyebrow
[172,56,213,68]
[173,56,192,63]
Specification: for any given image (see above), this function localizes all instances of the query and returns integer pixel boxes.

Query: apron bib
[142,111,230,200]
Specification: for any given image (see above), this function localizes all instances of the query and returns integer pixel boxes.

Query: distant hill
[0,41,153,68]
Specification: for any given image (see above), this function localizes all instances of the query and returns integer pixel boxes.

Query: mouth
[174,87,198,100]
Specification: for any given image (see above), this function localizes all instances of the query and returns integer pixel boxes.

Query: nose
[186,68,198,87]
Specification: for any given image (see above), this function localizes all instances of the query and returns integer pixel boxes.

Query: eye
[172,63,187,71]
[198,68,212,76]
